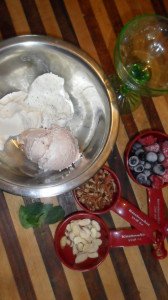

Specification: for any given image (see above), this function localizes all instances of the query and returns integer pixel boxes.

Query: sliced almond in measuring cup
[74,236,87,245]
[80,228,91,240]
[91,227,97,238]
[92,220,100,231]
[71,223,80,236]
[88,252,99,258]
[60,218,102,263]
[60,236,67,248]
[75,253,88,264]
[78,219,91,226]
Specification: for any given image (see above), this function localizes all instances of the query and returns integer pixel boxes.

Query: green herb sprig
[19,202,65,228]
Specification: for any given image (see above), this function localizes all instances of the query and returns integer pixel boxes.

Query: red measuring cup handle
[164,221,168,236]
[112,197,164,242]
[147,188,168,259]
[152,230,168,259]
[147,188,165,224]
[109,228,152,247]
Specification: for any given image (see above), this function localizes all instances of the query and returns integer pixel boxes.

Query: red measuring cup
[125,130,168,224]
[125,130,168,258]
[74,166,165,244]
[54,212,152,272]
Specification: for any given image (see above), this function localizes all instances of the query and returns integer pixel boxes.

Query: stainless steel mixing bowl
[0,35,119,197]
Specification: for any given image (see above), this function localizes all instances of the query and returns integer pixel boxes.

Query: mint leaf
[19,202,65,228]
[45,205,65,224]
[19,202,44,228]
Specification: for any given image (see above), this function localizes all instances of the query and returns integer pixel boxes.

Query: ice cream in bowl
[0,35,119,197]
[17,125,81,172]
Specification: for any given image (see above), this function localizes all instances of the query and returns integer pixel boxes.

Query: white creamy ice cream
[25,73,74,128]
[0,91,41,150]
[18,125,80,171]
[0,73,74,151]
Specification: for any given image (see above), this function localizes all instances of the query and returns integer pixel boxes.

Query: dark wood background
[0,1,168,299]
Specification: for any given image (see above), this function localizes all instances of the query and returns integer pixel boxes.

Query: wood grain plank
[83,270,108,300]
[139,245,168,299]
[109,247,141,300]
[114,0,135,24]
[125,0,144,16]
[153,96,168,133]
[99,211,141,300]
[132,104,151,132]
[50,0,79,46]
[89,0,116,60]
[0,0,16,38]
[98,255,124,300]
[151,0,168,16]
[163,0,168,12]
[103,0,123,36]
[78,0,115,75]
[62,268,91,300]
[35,0,62,38]
[23,197,73,300]
[5,0,30,35]
[0,236,21,300]
[124,246,157,300]
[0,192,37,300]
[135,0,155,14]
[5,193,56,300]
[20,0,46,34]
[141,97,165,131]
[159,245,168,285]
[64,0,100,63]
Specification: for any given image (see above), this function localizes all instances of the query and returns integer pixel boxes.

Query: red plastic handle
[147,188,165,224]
[109,228,152,247]
[147,188,167,259]
[112,197,164,242]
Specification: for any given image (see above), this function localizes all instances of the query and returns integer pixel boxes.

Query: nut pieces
[75,168,117,211]
[60,218,102,264]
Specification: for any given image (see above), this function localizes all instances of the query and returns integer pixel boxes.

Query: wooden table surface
[0,1,168,299]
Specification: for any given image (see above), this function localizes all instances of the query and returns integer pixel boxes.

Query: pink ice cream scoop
[18,126,80,171]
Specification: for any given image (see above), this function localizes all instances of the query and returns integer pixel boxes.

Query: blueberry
[146,179,152,186]
[153,164,165,175]
[136,173,148,185]
[144,169,151,177]
[134,164,144,173]
[157,152,165,163]
[135,148,144,156]
[128,156,139,167]
[132,142,142,151]
[146,152,158,163]
[144,162,152,170]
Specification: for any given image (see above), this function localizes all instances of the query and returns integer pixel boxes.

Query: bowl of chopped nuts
[54,212,110,271]
[73,166,120,214]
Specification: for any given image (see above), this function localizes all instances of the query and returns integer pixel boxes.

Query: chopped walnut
[75,168,117,211]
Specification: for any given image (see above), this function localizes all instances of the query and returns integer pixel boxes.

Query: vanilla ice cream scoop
[18,126,81,171]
